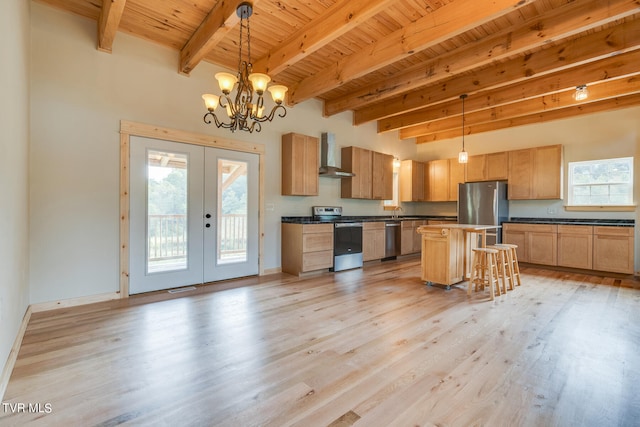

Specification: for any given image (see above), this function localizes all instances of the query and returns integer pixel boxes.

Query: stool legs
[468,248,500,301]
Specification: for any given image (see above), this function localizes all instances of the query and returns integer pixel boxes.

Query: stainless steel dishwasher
[384,221,401,259]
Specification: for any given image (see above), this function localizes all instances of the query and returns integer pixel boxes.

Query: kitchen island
[417,224,502,288]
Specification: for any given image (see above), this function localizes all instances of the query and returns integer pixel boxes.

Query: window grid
[567,157,633,206]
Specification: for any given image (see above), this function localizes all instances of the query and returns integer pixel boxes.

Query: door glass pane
[147,150,188,273]
[218,158,248,264]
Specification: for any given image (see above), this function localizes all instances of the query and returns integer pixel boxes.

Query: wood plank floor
[2,258,640,426]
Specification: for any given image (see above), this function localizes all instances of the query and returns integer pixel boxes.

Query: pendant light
[458,94,468,164]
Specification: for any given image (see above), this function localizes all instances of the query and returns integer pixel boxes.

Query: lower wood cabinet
[420,227,464,286]
[593,226,635,274]
[363,222,386,261]
[281,223,333,275]
[504,222,635,274]
[401,220,425,255]
[557,225,593,269]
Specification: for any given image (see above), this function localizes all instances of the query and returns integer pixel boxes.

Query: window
[567,157,634,206]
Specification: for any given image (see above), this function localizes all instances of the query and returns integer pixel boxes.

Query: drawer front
[302,232,333,252]
[557,225,593,235]
[363,221,386,231]
[503,223,530,232]
[302,223,333,234]
[302,250,333,271]
[594,226,634,237]
[503,223,557,233]
[401,220,414,229]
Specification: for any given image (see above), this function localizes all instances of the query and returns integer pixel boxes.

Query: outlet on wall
[546,207,556,215]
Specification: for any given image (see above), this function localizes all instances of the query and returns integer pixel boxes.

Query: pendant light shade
[458,94,468,164]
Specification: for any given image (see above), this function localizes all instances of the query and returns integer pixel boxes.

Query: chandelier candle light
[202,2,288,133]
[458,94,468,164]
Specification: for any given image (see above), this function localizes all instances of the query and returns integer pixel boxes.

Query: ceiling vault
[39,0,640,141]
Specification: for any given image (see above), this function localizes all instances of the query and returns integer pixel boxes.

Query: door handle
[205,213,212,219]
[205,223,211,228]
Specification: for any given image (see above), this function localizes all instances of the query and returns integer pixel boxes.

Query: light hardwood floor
[2,258,639,426]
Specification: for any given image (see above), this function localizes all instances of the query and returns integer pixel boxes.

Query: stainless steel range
[312,206,363,272]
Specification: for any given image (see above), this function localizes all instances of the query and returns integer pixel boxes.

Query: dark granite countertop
[282,215,458,224]
[505,217,635,227]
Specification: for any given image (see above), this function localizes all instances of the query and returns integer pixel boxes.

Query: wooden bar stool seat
[494,243,521,287]
[468,248,501,301]
[488,245,515,292]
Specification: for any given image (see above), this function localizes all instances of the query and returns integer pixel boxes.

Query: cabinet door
[448,159,465,201]
[427,159,449,201]
[400,160,425,202]
[372,152,393,200]
[465,155,486,182]
[593,227,634,273]
[486,151,508,180]
[363,222,386,261]
[502,227,528,262]
[528,232,557,266]
[508,149,534,199]
[341,147,372,199]
[413,220,426,253]
[281,133,318,196]
[533,145,562,199]
[401,221,415,254]
[557,227,593,269]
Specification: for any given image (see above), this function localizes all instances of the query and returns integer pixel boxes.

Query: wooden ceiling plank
[354,18,640,125]
[325,0,640,116]
[415,93,640,143]
[252,0,397,75]
[401,74,640,138]
[288,0,534,105]
[380,49,640,132]
[97,0,127,53]
[179,0,244,75]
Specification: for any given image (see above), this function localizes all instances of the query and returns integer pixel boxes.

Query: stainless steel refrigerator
[458,181,509,245]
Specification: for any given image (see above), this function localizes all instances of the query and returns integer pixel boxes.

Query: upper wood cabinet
[448,159,465,202]
[465,152,508,182]
[281,133,319,196]
[508,145,562,200]
[341,146,373,199]
[372,151,394,200]
[400,160,425,202]
[426,159,449,202]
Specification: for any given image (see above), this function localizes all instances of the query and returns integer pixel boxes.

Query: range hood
[319,132,355,178]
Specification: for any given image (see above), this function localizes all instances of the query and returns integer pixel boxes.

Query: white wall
[0,0,30,384]
[29,3,419,303]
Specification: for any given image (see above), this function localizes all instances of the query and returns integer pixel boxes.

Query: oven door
[334,223,363,255]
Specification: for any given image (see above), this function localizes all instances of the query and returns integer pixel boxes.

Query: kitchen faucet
[392,206,403,220]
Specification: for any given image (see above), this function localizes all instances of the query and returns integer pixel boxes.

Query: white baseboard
[0,305,32,402]
[30,292,122,313]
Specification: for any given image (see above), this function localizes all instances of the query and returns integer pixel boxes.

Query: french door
[129,136,259,294]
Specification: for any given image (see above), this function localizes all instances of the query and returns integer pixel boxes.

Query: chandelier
[201,2,288,133]
[458,94,468,164]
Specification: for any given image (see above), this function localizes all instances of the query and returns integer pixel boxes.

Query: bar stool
[488,245,514,293]
[468,248,501,301]
[494,243,521,287]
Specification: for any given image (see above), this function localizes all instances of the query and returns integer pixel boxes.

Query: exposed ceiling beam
[324,0,640,117]
[97,0,127,53]
[415,92,640,143]
[287,0,534,105]
[353,18,640,125]
[402,75,640,139]
[252,0,396,75]
[179,0,244,75]
[381,49,640,133]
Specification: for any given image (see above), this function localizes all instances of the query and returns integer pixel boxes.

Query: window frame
[566,156,635,210]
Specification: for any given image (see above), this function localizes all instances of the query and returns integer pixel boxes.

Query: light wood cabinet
[448,159,465,202]
[363,222,386,261]
[372,151,394,200]
[593,226,635,274]
[426,159,449,202]
[557,225,593,269]
[401,220,424,255]
[420,227,465,286]
[503,223,557,265]
[281,223,333,275]
[341,146,373,199]
[400,160,425,202]
[508,145,562,200]
[281,133,319,196]
[465,152,508,182]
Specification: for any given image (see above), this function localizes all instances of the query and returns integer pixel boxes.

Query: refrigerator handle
[493,188,498,221]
